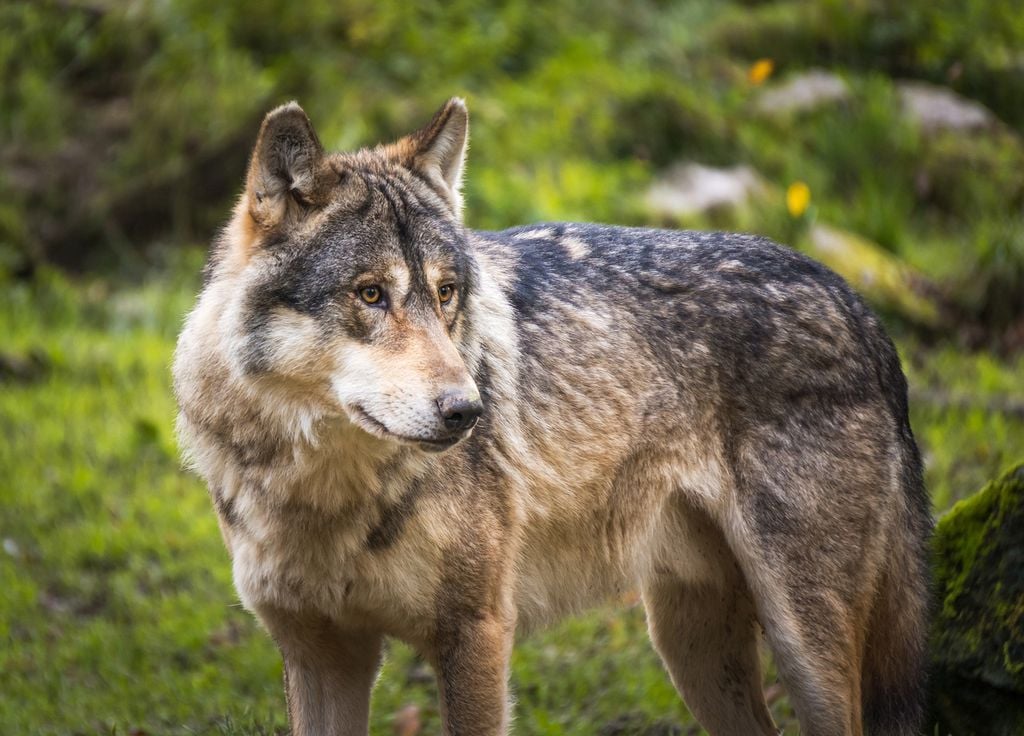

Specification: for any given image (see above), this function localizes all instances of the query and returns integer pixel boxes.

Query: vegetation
[1,0,1022,733]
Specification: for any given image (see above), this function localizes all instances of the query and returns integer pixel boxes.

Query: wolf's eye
[359,286,383,305]
[438,284,455,304]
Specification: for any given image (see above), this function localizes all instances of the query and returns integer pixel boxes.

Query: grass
[1,253,1022,734]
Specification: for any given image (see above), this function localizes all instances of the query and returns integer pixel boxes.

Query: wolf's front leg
[434,612,514,736]
[257,605,383,736]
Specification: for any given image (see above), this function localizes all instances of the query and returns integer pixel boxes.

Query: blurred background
[2,0,1022,733]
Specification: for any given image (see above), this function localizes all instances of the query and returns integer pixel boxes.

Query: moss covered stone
[929,463,1024,736]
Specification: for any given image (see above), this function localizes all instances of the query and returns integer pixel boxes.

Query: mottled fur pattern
[173,98,932,735]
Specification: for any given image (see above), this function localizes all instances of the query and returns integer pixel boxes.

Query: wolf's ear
[400,97,469,218]
[245,102,326,229]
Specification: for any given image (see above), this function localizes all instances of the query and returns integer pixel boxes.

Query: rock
[897,82,995,133]
[645,163,764,219]
[754,69,850,115]
[929,463,1024,736]
[805,224,943,327]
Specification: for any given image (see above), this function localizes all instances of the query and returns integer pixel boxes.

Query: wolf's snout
[436,390,482,433]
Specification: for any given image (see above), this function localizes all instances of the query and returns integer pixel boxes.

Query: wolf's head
[209,98,482,453]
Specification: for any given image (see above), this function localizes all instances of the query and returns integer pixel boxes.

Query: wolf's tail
[861,414,933,735]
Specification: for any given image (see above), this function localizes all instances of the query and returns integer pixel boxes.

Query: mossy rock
[928,463,1024,736]
[803,224,943,328]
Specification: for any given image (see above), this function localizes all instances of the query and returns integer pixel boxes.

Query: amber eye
[359,285,383,305]
[438,284,455,304]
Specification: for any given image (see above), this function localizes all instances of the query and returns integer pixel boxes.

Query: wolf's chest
[226,495,446,638]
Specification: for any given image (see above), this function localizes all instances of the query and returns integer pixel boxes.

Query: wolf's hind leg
[642,501,777,736]
[734,546,865,736]
[727,445,894,736]
[643,575,777,736]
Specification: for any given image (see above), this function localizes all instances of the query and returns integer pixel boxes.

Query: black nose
[437,391,483,432]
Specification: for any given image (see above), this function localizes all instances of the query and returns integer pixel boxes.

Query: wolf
[173,97,932,736]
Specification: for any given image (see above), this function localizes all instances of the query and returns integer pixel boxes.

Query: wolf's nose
[437,391,483,432]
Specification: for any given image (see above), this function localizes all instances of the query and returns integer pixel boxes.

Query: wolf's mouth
[346,404,465,452]
[414,436,461,453]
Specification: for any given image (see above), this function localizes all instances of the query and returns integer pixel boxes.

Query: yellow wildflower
[787,181,811,217]
[748,58,774,86]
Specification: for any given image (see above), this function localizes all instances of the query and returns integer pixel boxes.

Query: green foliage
[743,75,923,252]
[900,341,1024,510]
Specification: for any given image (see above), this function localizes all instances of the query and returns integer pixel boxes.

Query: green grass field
[1,255,1022,735]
